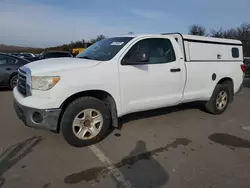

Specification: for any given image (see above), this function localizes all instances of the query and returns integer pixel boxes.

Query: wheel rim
[11,76,18,88]
[72,109,103,140]
[216,91,228,110]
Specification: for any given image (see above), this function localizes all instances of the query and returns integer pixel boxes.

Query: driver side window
[123,38,176,64]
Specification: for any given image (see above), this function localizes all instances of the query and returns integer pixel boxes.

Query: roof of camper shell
[119,33,242,45]
[181,34,242,45]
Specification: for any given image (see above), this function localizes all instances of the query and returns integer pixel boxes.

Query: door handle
[6,68,12,71]
[170,68,181,72]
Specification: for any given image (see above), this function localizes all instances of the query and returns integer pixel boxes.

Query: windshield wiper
[78,56,92,60]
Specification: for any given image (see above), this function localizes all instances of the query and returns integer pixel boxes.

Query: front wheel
[60,97,111,147]
[205,84,230,115]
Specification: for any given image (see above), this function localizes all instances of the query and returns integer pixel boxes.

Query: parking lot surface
[1,80,250,188]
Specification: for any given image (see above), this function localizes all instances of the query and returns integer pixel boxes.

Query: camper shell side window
[232,48,239,58]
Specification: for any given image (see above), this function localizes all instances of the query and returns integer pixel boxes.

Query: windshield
[76,37,134,61]
[21,53,33,58]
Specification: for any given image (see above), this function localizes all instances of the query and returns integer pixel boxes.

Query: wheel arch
[8,72,18,88]
[57,90,119,132]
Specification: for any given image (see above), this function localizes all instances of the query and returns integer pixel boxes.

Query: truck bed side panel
[182,61,243,103]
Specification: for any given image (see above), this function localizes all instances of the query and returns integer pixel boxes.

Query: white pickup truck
[13,33,245,147]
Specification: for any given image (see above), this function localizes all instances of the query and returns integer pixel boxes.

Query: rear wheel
[61,97,111,147]
[205,84,230,115]
[10,75,18,89]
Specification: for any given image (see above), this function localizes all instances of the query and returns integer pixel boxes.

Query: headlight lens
[31,76,60,91]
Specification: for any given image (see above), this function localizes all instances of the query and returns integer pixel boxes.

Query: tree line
[188,23,250,56]
[8,24,249,56]
[44,34,107,52]
[47,23,250,57]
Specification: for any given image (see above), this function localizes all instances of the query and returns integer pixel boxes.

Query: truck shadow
[64,140,170,187]
[112,140,169,188]
[0,136,42,188]
[118,102,206,127]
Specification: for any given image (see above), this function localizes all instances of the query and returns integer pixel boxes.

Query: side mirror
[125,51,149,65]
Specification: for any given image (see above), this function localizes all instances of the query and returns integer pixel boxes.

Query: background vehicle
[10,52,21,57]
[40,51,74,59]
[0,53,30,89]
[244,57,250,77]
[19,53,36,58]
[13,34,244,147]
[72,48,85,55]
[25,51,74,62]
[72,43,94,55]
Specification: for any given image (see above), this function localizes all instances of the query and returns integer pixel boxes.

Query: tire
[10,75,18,89]
[60,97,111,147]
[205,84,231,115]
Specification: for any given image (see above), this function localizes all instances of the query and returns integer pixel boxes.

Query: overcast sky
[0,0,249,48]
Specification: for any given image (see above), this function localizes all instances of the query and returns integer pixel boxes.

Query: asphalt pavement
[1,80,250,188]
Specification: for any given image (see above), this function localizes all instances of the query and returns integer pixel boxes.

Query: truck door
[118,37,185,115]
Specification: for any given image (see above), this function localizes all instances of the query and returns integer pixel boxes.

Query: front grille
[17,69,27,96]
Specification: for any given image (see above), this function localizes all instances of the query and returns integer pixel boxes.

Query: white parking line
[89,145,134,188]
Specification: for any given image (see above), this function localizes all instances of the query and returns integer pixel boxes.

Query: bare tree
[96,34,107,41]
[189,22,250,56]
[210,27,237,39]
[90,34,107,43]
[188,24,206,36]
[223,28,237,39]
[235,23,250,44]
[210,27,224,38]
[237,23,250,56]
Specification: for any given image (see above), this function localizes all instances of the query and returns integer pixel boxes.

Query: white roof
[116,33,242,45]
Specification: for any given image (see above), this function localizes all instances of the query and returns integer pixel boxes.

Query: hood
[23,58,101,75]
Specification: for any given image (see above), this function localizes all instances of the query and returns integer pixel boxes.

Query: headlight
[31,76,60,91]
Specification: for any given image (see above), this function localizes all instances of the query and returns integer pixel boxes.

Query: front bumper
[14,99,61,131]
